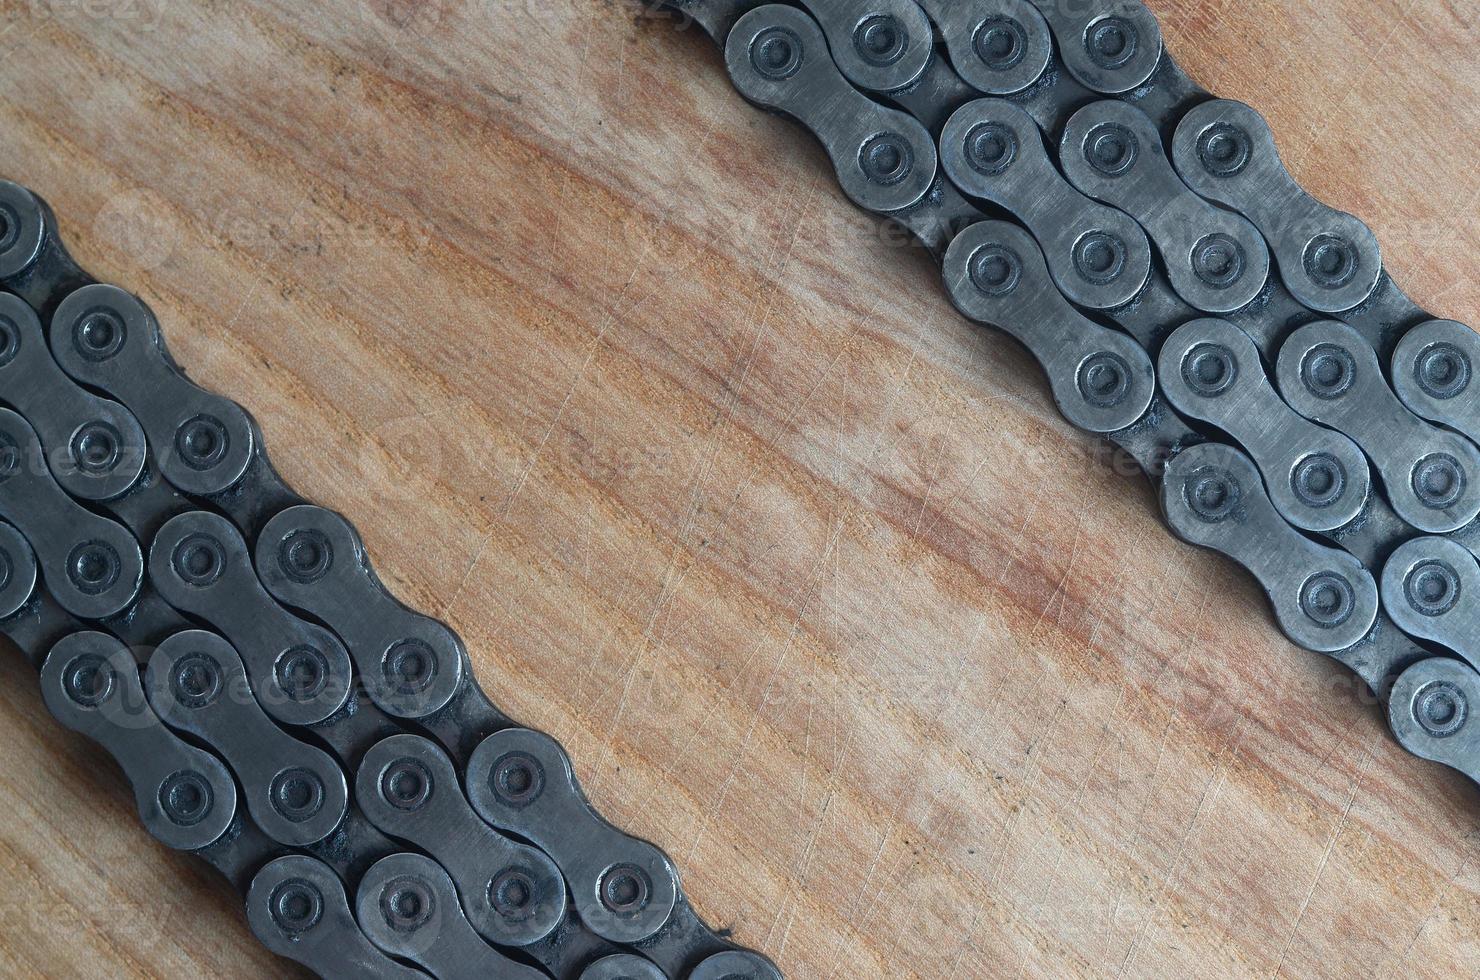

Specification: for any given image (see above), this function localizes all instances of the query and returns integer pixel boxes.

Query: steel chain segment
[147,503,551,936]
[666,0,1480,793]
[1274,321,1480,535]
[355,733,570,950]
[720,2,988,260]
[1167,99,1431,354]
[940,220,1155,434]
[145,629,351,847]
[1169,100,1385,318]
[247,855,431,980]
[1057,100,1270,315]
[253,506,708,966]
[0,176,779,979]
[0,292,147,502]
[0,407,145,621]
[940,97,1153,312]
[50,283,257,499]
[465,728,681,946]
[46,282,308,541]
[252,505,491,743]
[356,852,552,980]
[1160,442,1379,654]
[148,509,357,729]
[1157,318,1371,534]
[0,222,429,967]
[40,631,239,851]
[725,5,937,216]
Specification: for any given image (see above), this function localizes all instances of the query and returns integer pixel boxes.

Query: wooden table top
[0,1,1477,976]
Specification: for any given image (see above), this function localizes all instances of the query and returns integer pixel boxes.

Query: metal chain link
[0,173,780,980]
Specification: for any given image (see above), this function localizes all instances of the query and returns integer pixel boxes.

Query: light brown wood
[0,0,1477,976]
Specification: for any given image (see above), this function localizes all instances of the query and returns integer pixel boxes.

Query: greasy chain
[0,0,1474,976]
[652,0,1480,782]
[0,83,778,980]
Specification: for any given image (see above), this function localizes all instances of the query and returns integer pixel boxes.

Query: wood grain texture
[0,0,1477,976]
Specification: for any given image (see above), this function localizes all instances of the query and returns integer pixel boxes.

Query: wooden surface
[0,1,1477,977]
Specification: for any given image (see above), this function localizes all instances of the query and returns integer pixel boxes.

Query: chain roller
[795,0,933,94]
[0,182,46,282]
[916,0,1051,97]
[1026,0,1161,95]
[1379,536,1480,669]
[0,519,39,622]
[1388,658,1480,783]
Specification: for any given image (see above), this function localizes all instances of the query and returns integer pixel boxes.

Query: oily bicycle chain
[656,0,1480,788]
[0,184,781,979]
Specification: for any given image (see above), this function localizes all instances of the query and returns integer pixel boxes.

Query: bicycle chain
[0,184,780,980]
[656,0,1480,819]
[3,0,1477,975]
